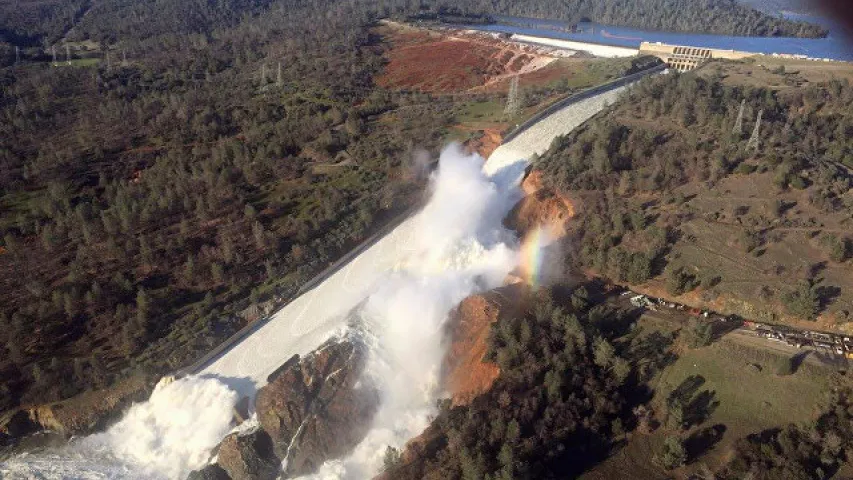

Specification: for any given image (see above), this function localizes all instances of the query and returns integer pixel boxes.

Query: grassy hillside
[536,61,853,331]
[0,2,453,416]
[583,311,838,479]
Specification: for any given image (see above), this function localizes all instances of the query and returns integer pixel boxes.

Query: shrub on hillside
[782,280,821,321]
[666,267,699,296]
[684,319,714,349]
[658,435,687,470]
[775,356,794,376]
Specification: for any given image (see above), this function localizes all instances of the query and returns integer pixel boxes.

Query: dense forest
[0,0,466,413]
[385,289,640,479]
[0,0,826,50]
[536,71,853,323]
[385,285,853,479]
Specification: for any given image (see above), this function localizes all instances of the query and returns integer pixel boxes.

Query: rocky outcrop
[217,429,279,480]
[187,464,231,480]
[257,338,378,477]
[195,337,378,480]
[504,170,575,239]
[1,374,154,441]
[0,410,39,439]
[442,284,527,406]
[463,127,504,158]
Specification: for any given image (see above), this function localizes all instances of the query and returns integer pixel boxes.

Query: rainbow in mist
[520,226,550,289]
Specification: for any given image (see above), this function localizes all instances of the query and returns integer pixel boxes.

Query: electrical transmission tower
[747,109,763,151]
[504,75,520,118]
[732,99,745,136]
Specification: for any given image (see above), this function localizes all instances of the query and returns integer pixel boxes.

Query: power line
[747,109,763,151]
[732,98,745,136]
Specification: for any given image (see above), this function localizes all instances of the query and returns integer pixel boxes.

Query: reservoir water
[463,13,853,61]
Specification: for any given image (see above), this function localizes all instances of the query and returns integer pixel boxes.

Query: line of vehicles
[623,291,853,359]
[626,292,720,320]
[751,323,853,358]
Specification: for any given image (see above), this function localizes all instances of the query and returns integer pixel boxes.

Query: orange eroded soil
[376,25,558,93]
[459,124,504,158]
[442,284,527,406]
[506,170,577,239]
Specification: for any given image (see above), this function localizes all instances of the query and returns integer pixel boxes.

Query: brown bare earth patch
[442,284,527,406]
[505,170,576,239]
[375,22,559,93]
[459,124,504,158]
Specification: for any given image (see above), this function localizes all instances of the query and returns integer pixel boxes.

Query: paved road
[621,296,845,369]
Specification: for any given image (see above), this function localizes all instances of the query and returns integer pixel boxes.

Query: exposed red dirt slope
[505,170,576,239]
[376,23,557,93]
[442,284,527,406]
[461,125,504,158]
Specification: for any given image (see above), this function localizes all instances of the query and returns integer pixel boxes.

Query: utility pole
[732,99,745,136]
[504,75,520,118]
[276,62,282,88]
[747,109,763,151]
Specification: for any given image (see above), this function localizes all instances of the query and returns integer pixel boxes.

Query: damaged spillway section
[0,145,526,480]
[198,337,378,479]
[1,77,639,480]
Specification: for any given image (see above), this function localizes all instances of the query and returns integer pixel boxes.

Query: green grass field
[583,313,839,479]
[657,340,833,433]
[453,99,505,124]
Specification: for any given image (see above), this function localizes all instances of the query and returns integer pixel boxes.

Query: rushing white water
[0,377,238,479]
[0,81,636,480]
[304,145,523,479]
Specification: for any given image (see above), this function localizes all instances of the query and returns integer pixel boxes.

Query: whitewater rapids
[0,84,631,480]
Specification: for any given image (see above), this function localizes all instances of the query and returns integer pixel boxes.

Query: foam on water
[1,376,238,479]
[303,146,523,479]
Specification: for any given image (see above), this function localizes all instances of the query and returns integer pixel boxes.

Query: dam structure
[639,41,755,71]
